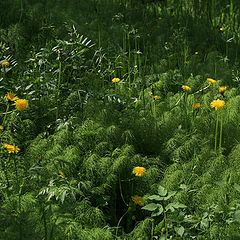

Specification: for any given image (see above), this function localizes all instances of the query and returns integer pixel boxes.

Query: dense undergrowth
[1,0,240,239]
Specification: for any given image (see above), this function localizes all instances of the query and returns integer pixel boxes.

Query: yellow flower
[152,95,161,100]
[5,92,19,102]
[15,99,29,111]
[132,166,146,177]
[58,170,65,178]
[219,86,227,94]
[220,27,225,32]
[1,59,10,68]
[3,143,20,154]
[210,99,225,110]
[181,85,191,92]
[192,103,201,109]
[132,195,144,206]
[112,77,121,83]
[207,78,217,85]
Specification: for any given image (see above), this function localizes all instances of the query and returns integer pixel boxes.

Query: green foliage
[2,0,240,239]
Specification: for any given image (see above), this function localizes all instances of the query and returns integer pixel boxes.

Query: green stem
[164,210,168,239]
[214,112,219,152]
[151,219,154,240]
[115,209,128,238]
[56,60,62,121]
[2,104,10,126]
[128,33,131,88]
[119,176,128,207]
[219,112,223,152]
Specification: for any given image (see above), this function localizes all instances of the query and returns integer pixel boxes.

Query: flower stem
[219,113,223,152]
[214,112,219,152]
[115,209,128,238]
[2,104,10,126]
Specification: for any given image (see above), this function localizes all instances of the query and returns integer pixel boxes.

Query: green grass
[1,0,240,239]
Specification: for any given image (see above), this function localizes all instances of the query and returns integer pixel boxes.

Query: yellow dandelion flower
[1,59,10,68]
[181,85,191,92]
[132,166,146,177]
[210,99,225,110]
[5,92,19,102]
[3,143,20,154]
[219,86,227,94]
[112,77,121,83]
[152,95,161,100]
[15,99,29,111]
[220,27,225,32]
[58,170,65,178]
[192,103,201,110]
[132,195,144,206]
[207,78,217,85]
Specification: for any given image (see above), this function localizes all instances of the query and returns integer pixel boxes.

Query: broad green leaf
[171,202,187,209]
[148,195,163,201]
[151,205,164,217]
[163,191,176,200]
[165,203,175,212]
[60,190,67,204]
[165,202,186,212]
[175,226,184,237]
[158,186,168,196]
[142,203,159,211]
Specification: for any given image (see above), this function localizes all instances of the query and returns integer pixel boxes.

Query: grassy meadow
[1,0,240,239]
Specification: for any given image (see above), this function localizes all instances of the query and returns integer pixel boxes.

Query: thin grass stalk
[219,112,223,152]
[2,103,10,127]
[56,60,62,121]
[214,111,219,152]
[115,209,128,238]
[128,32,131,88]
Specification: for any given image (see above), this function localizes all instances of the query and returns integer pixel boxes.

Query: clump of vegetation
[1,0,240,239]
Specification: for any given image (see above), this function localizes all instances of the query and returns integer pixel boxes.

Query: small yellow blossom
[112,77,121,83]
[15,99,29,111]
[58,170,65,178]
[132,195,144,206]
[181,85,191,92]
[207,78,217,85]
[5,92,19,102]
[152,95,161,100]
[192,103,201,109]
[3,143,20,154]
[220,27,225,32]
[132,166,146,177]
[219,86,227,94]
[1,59,10,68]
[210,99,225,110]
